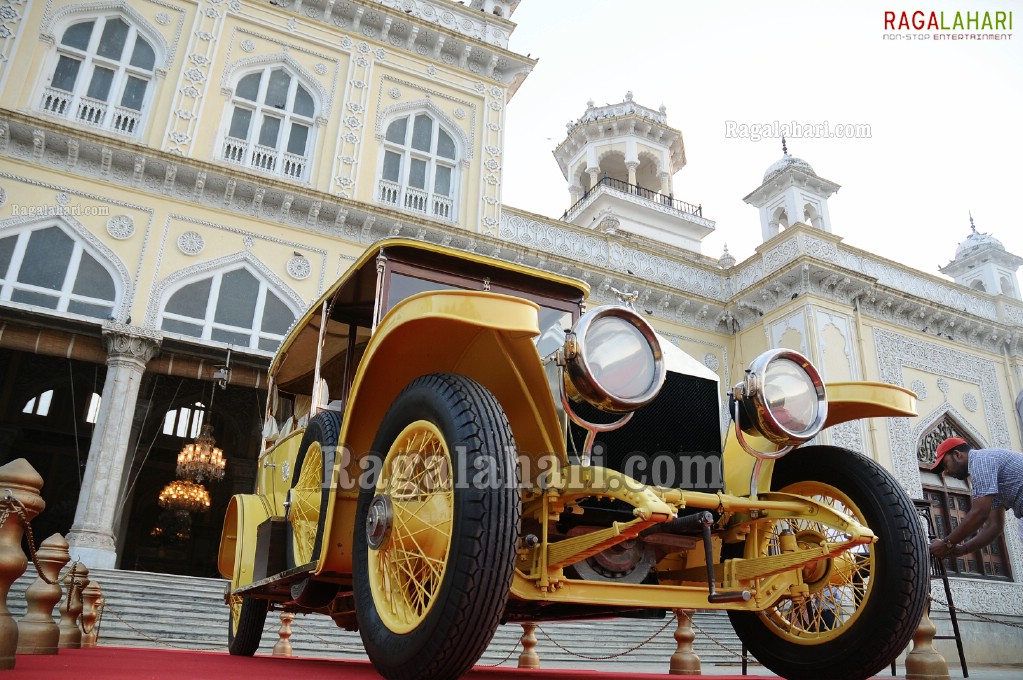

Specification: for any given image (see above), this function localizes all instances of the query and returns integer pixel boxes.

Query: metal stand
[894,499,968,677]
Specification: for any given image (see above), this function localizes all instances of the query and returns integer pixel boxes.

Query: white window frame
[377,111,460,222]
[158,265,296,353]
[0,222,120,320]
[39,13,158,137]
[220,66,317,181]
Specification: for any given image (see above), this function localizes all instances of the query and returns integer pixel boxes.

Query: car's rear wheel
[353,373,520,680]
[286,410,343,608]
[727,446,928,680]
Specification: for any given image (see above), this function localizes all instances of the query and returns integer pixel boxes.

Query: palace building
[0,0,1020,663]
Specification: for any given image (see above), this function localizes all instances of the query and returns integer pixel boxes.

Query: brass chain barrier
[535,614,677,661]
[0,490,54,584]
[931,595,1023,630]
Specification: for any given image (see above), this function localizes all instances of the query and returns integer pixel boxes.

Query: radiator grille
[568,372,723,491]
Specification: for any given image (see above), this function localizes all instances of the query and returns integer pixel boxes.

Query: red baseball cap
[931,437,967,472]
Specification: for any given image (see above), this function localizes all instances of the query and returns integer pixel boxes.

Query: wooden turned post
[905,597,951,680]
[0,459,46,670]
[517,623,540,669]
[58,563,89,649]
[272,612,294,656]
[669,609,701,675]
[17,533,70,655]
[80,580,103,648]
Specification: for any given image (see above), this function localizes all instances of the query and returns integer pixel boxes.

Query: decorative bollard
[58,563,89,649]
[669,609,701,675]
[0,458,46,670]
[905,596,951,680]
[517,623,540,669]
[272,612,294,656]
[17,533,70,655]
[80,580,103,648]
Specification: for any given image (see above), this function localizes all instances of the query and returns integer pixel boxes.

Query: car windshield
[387,271,574,357]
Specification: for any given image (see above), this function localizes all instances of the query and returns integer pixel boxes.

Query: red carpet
[10,647,745,679]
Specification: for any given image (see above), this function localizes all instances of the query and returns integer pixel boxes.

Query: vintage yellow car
[218,238,928,680]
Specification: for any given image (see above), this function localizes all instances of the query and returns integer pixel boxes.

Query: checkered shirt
[968,447,1023,518]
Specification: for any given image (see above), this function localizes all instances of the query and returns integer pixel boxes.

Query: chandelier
[176,422,226,482]
[157,479,211,513]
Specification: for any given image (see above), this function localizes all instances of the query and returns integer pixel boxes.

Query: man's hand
[929,538,954,558]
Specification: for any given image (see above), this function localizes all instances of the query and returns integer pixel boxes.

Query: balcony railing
[222,137,307,180]
[565,175,702,219]
[378,179,454,221]
[40,87,142,137]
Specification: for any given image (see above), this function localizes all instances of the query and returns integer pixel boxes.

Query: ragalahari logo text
[883,9,1013,41]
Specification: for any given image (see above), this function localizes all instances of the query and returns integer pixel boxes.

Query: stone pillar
[626,161,638,188]
[66,324,160,568]
[659,171,671,196]
[0,459,46,669]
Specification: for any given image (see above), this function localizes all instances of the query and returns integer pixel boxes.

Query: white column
[66,323,161,568]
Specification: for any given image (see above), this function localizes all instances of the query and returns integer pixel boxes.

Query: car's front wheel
[727,446,928,680]
[227,594,268,656]
[353,373,520,680]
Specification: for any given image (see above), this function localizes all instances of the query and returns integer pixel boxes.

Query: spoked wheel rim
[289,441,322,566]
[753,480,874,644]
[229,594,242,635]
[367,420,454,634]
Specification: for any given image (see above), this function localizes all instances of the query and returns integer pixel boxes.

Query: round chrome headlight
[563,306,665,413]
[733,349,827,446]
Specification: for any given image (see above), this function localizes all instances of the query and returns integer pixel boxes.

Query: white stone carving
[106,215,135,240]
[963,392,978,412]
[703,353,719,372]
[911,379,927,401]
[287,255,311,280]
[177,231,205,255]
[241,39,256,52]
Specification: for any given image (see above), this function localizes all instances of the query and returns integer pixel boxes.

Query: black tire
[353,373,520,680]
[286,410,343,608]
[228,595,268,656]
[727,446,928,680]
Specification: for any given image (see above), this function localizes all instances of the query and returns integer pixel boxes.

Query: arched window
[23,389,54,417]
[918,420,1011,580]
[378,112,458,220]
[159,266,297,352]
[85,392,102,424]
[970,279,986,293]
[0,224,118,319]
[41,14,157,135]
[163,401,207,438]
[222,67,315,180]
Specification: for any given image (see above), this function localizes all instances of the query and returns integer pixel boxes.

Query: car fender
[723,380,918,496]
[218,493,273,587]
[316,289,567,576]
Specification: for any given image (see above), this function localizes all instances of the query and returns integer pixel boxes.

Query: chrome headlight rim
[736,348,828,446]
[563,305,666,413]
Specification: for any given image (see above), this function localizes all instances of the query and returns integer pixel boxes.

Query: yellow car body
[218,238,927,680]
